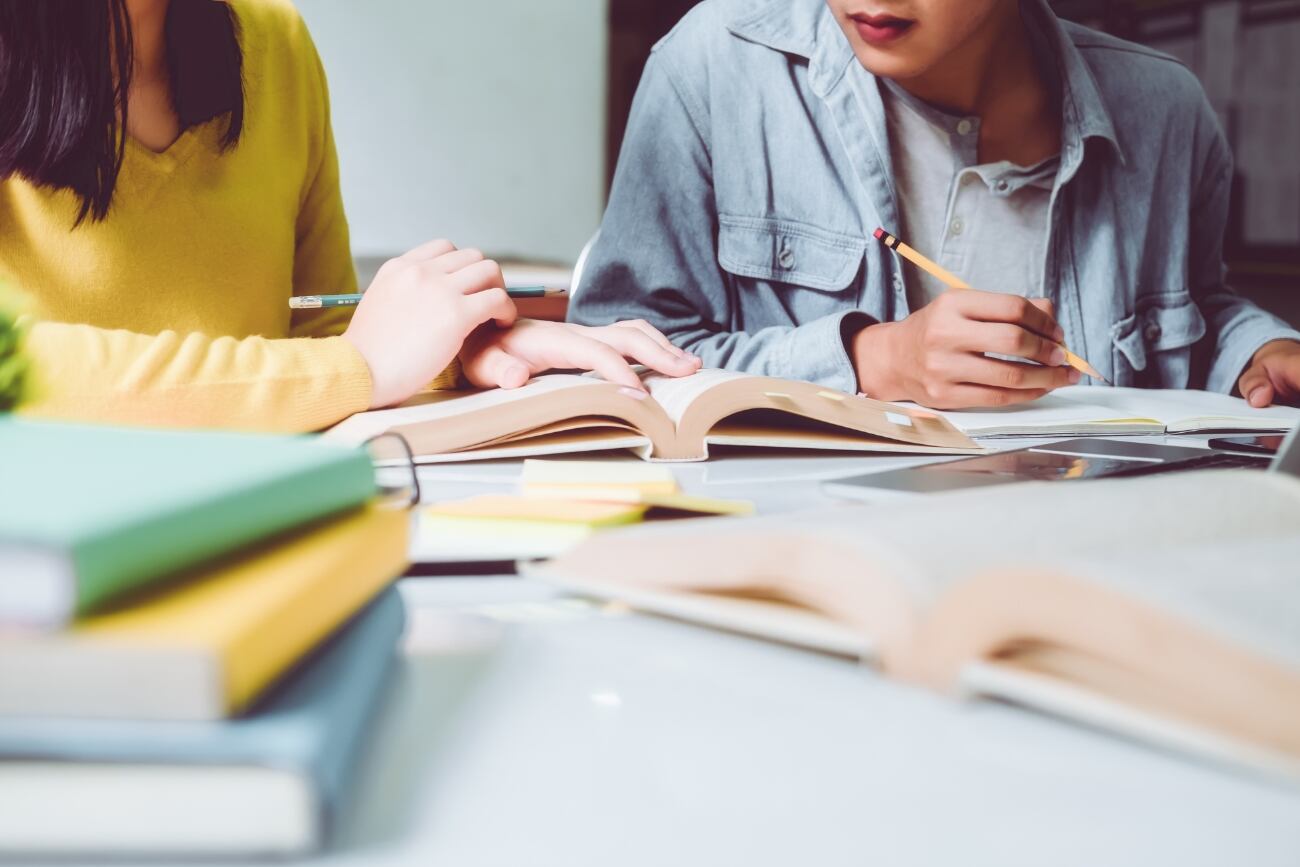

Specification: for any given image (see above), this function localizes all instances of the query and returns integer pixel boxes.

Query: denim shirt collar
[726,0,1127,173]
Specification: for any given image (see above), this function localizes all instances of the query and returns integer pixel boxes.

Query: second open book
[530,471,1300,781]
[928,385,1299,437]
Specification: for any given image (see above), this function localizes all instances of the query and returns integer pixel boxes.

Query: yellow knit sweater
[2,0,448,433]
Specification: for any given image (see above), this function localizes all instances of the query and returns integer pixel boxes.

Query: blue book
[0,587,404,858]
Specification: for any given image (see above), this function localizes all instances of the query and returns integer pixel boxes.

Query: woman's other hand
[459,319,702,397]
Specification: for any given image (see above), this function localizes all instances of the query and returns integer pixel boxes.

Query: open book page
[323,375,606,445]
[406,428,652,465]
[643,370,980,457]
[642,369,752,425]
[920,385,1299,437]
[537,471,1300,667]
[787,469,1300,606]
[959,657,1300,781]
[528,514,918,662]
[906,387,1164,437]
[1034,537,1300,676]
[1092,388,1299,433]
[948,537,1300,780]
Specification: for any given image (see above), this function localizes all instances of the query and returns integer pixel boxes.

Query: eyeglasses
[363,432,421,509]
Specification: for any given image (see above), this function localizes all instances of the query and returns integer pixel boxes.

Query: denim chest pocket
[717,215,865,295]
[1110,292,1207,388]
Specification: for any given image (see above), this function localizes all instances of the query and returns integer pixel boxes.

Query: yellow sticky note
[636,492,756,516]
[425,495,647,528]
[521,459,679,496]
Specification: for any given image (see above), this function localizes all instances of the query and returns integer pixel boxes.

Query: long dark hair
[0,0,244,224]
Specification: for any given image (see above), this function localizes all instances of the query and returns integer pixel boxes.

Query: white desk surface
[339,441,1297,867]
[116,443,1300,866]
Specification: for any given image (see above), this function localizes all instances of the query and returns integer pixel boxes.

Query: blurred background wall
[1053,0,1300,323]
[298,0,608,267]
[301,0,1298,325]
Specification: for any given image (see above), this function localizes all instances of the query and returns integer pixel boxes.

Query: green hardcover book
[0,419,376,627]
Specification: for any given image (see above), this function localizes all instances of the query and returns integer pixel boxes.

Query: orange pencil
[873,228,1106,383]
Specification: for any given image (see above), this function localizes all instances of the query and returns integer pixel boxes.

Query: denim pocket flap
[717,215,865,292]
[1111,294,1207,371]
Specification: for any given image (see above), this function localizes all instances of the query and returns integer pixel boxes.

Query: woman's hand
[343,240,517,408]
[1238,339,1300,407]
[851,291,1078,408]
[458,319,702,396]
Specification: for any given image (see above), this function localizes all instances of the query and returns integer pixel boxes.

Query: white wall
[297,1,608,263]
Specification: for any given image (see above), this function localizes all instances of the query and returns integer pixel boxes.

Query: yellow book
[0,504,409,721]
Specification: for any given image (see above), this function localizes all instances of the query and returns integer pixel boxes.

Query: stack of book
[0,419,411,858]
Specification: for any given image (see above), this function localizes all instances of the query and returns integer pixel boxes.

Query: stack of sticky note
[417,460,754,562]
[0,419,410,858]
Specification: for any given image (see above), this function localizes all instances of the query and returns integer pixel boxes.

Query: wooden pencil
[873,228,1106,383]
[288,286,567,310]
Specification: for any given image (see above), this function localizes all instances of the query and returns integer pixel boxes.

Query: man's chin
[850,50,933,81]
[839,37,935,80]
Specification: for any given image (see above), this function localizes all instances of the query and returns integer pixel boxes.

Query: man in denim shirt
[571,0,1300,409]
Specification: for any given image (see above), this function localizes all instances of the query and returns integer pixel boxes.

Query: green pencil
[289,286,567,309]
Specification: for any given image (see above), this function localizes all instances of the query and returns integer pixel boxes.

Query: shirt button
[994,179,1010,194]
[950,219,965,236]
[956,118,975,136]
[778,241,795,269]
[1143,320,1163,342]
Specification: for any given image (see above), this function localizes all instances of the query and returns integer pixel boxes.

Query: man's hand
[1237,340,1300,407]
[459,318,701,395]
[851,291,1078,409]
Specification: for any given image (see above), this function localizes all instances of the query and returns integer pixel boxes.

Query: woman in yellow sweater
[0,0,699,432]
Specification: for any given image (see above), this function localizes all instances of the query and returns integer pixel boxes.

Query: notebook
[922,386,1300,438]
[0,588,404,858]
[323,368,980,463]
[530,471,1300,781]
[0,504,408,721]
[0,419,376,627]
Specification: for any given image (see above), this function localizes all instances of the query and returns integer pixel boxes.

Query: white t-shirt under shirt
[881,78,1059,312]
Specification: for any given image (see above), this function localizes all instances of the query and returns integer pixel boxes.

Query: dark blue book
[0,587,404,858]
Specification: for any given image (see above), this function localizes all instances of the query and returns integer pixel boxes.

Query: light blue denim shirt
[571,0,1300,396]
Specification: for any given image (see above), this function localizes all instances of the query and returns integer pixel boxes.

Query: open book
[925,385,1300,437]
[324,369,980,463]
[529,471,1300,780]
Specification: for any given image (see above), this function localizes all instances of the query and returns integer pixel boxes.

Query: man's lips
[849,12,916,46]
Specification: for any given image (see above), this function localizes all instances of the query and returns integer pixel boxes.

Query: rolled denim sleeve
[569,53,868,394]
[1194,126,1300,394]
